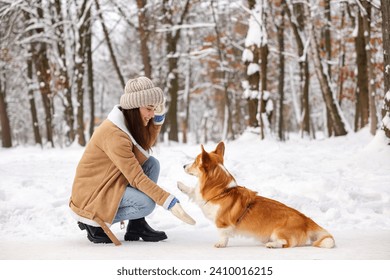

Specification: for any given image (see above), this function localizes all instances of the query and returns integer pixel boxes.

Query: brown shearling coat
[69,118,171,245]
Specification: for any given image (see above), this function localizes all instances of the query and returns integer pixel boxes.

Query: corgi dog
[178,142,335,249]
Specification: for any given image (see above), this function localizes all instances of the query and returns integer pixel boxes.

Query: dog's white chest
[194,186,220,221]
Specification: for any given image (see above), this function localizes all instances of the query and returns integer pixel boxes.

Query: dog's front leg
[214,227,233,248]
[177,181,195,200]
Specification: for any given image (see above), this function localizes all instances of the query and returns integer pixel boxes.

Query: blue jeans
[112,156,159,224]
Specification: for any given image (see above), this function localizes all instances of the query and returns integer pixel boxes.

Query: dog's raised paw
[177,181,190,193]
[177,181,185,189]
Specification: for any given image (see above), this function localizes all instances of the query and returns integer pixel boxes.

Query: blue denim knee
[112,156,160,223]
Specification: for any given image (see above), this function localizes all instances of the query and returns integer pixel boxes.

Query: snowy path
[1,229,390,260]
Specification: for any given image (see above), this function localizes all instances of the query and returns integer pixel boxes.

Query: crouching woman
[69,77,195,245]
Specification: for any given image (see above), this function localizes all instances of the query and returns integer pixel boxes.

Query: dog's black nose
[183,165,186,169]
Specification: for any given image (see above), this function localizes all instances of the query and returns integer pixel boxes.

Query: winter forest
[0,0,390,148]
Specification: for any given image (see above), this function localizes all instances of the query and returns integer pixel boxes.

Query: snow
[241,48,253,62]
[244,2,267,47]
[382,90,390,130]
[0,129,389,277]
[246,62,260,76]
[383,113,390,130]
[265,97,273,113]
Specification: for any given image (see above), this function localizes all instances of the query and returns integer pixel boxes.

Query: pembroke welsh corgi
[178,142,335,249]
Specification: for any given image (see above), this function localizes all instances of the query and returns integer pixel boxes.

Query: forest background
[0,0,390,148]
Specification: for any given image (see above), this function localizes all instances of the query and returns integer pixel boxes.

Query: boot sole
[124,233,167,242]
[87,235,112,244]
[78,222,112,244]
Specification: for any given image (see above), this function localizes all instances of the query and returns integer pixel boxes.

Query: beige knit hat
[120,77,164,109]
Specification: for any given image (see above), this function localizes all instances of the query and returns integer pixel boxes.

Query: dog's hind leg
[265,232,289,248]
[265,239,287,248]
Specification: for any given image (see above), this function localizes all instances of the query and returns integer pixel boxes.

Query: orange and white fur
[178,142,335,249]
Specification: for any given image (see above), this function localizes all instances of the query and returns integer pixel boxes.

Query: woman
[69,77,195,246]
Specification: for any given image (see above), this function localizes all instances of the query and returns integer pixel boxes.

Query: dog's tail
[309,225,335,248]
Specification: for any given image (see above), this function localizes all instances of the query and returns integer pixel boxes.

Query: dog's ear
[214,141,225,157]
[200,145,211,167]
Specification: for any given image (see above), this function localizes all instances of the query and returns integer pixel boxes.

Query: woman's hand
[153,103,166,125]
[170,203,196,225]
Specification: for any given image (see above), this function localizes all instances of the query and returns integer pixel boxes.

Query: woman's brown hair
[120,107,158,151]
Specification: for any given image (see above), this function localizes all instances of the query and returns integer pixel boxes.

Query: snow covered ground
[0,129,389,267]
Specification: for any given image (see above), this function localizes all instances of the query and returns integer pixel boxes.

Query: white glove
[170,203,196,225]
[153,103,166,125]
[154,103,166,116]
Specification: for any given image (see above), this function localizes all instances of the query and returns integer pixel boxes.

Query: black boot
[78,222,112,244]
[124,218,167,242]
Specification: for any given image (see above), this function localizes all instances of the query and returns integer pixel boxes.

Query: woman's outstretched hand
[170,203,196,225]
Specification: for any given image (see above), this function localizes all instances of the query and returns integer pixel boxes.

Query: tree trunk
[283,0,310,137]
[248,98,259,127]
[34,51,54,147]
[301,59,310,137]
[27,59,42,146]
[166,37,179,142]
[0,73,12,148]
[95,0,125,88]
[85,6,95,138]
[74,0,90,146]
[308,2,348,136]
[24,13,42,146]
[136,0,152,78]
[324,0,332,79]
[53,0,75,144]
[256,0,271,140]
[244,0,271,139]
[355,5,370,130]
[324,0,333,136]
[381,0,390,140]
[361,1,378,135]
[296,2,310,138]
[26,4,54,147]
[244,0,259,128]
[337,3,347,106]
[354,86,361,132]
[211,0,234,140]
[277,8,285,142]
[182,40,192,144]
[162,0,190,142]
[259,44,269,140]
